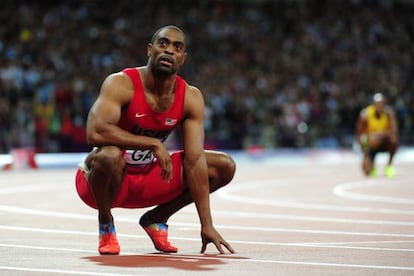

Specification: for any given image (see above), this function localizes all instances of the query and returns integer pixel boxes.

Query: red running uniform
[75,67,187,208]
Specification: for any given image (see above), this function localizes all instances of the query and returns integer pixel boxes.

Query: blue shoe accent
[99,223,116,235]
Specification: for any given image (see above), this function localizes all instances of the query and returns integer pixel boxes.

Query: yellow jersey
[363,104,390,138]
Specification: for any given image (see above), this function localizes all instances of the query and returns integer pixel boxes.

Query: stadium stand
[1,0,413,154]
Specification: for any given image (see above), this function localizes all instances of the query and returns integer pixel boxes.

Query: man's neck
[142,66,176,96]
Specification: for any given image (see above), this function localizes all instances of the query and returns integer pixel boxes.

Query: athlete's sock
[99,223,116,235]
[98,223,120,255]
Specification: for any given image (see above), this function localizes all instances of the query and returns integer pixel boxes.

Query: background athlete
[75,25,236,255]
[355,92,398,177]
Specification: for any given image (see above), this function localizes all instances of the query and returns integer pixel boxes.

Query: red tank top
[119,67,186,169]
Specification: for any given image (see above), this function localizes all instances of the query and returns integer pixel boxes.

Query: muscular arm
[87,73,160,150]
[182,86,233,253]
[181,86,213,227]
[87,72,172,180]
[355,110,367,145]
[386,108,399,142]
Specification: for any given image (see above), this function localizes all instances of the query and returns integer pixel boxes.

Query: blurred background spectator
[1,0,413,153]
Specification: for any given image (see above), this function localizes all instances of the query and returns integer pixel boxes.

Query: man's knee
[388,139,398,153]
[212,151,236,187]
[362,156,373,175]
[88,146,125,174]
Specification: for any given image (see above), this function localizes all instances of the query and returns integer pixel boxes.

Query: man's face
[148,28,187,76]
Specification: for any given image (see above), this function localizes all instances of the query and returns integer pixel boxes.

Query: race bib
[123,149,155,165]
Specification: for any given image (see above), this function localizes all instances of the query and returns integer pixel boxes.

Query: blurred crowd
[1,0,413,153]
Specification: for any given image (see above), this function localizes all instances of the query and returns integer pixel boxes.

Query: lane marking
[307,240,414,245]
[2,224,414,245]
[217,180,414,215]
[0,184,60,195]
[3,223,414,238]
[0,266,143,276]
[207,209,414,226]
[2,241,413,254]
[0,243,95,253]
[0,243,413,272]
[2,204,414,227]
[0,205,96,220]
[1,177,413,241]
[333,180,414,204]
[292,244,414,252]
[1,170,414,274]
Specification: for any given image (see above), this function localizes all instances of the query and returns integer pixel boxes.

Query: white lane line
[0,184,60,195]
[0,243,413,272]
[2,204,414,227]
[0,266,144,276]
[305,240,414,246]
[207,209,414,226]
[292,244,414,252]
[2,240,414,254]
[333,180,414,204]
[0,225,414,252]
[3,223,414,238]
[0,225,138,238]
[230,240,414,252]
[293,240,414,252]
[217,180,414,215]
[0,205,96,220]
[213,223,414,238]
[0,243,95,253]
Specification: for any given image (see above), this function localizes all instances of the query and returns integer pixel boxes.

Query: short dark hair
[151,25,185,44]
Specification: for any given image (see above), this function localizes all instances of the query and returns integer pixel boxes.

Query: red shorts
[75,151,184,209]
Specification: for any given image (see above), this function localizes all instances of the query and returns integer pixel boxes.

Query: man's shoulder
[178,78,200,95]
[360,105,371,117]
[100,70,135,102]
[181,80,204,116]
[106,70,130,82]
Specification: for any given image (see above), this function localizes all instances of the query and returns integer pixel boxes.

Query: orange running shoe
[139,213,178,253]
[98,224,120,255]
